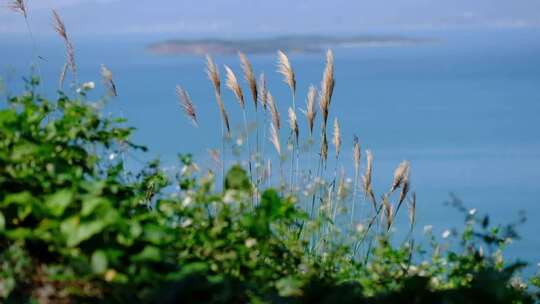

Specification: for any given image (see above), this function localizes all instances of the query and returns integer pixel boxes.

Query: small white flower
[442,229,451,239]
[79,81,95,92]
[356,224,365,234]
[423,225,433,234]
[469,208,477,216]
[223,190,236,204]
[236,138,243,146]
[108,153,116,160]
[245,238,257,248]
[180,218,193,228]
[181,196,193,208]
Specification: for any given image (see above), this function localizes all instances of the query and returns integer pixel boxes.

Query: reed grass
[100,65,117,97]
[52,9,77,86]
[175,85,198,126]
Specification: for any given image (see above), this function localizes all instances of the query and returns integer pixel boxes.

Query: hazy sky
[1,0,540,35]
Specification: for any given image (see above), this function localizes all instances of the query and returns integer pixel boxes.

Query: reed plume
[239,52,258,110]
[52,9,77,83]
[398,172,410,204]
[100,65,117,97]
[206,56,230,134]
[319,50,335,130]
[320,132,329,164]
[8,0,27,18]
[332,118,341,157]
[351,135,361,224]
[224,65,245,109]
[269,123,281,156]
[390,161,410,192]
[395,164,411,216]
[176,85,198,126]
[301,85,317,136]
[288,107,299,145]
[382,195,394,232]
[267,91,280,130]
[277,50,296,99]
[258,73,268,110]
[206,55,221,95]
[363,150,376,210]
[353,136,361,173]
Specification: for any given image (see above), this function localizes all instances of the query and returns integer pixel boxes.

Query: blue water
[1,29,540,269]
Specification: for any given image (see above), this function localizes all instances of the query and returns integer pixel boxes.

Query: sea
[1,28,539,272]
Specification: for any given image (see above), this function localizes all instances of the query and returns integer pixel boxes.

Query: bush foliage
[1,82,539,303]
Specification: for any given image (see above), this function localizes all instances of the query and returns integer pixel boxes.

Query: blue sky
[1,0,540,35]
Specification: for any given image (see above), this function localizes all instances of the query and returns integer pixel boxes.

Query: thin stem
[242,109,254,206]
[351,167,359,225]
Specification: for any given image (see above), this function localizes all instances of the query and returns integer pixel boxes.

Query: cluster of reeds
[176,50,416,256]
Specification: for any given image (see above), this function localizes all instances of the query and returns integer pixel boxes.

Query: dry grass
[319,50,335,130]
[332,118,341,157]
[206,55,221,95]
[176,85,198,126]
[52,9,77,84]
[363,150,376,209]
[302,85,317,136]
[8,0,27,18]
[224,65,245,109]
[100,65,117,97]
[353,136,361,173]
[206,56,230,134]
[239,52,258,109]
[267,91,280,130]
[277,50,296,97]
[269,123,281,156]
[258,73,268,110]
[391,161,410,192]
[288,107,299,145]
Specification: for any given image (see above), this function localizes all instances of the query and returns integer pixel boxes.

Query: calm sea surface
[1,29,539,269]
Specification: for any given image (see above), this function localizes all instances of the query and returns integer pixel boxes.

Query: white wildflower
[356,224,365,234]
[469,208,477,215]
[223,190,236,204]
[78,81,95,93]
[181,196,193,208]
[181,218,193,228]
[245,238,257,248]
[423,225,433,234]
[442,229,451,239]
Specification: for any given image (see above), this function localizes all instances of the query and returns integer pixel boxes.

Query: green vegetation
[0,79,539,303]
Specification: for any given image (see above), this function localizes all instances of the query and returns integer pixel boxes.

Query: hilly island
[147,35,432,55]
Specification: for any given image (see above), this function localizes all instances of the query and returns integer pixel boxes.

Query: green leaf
[224,165,251,192]
[0,211,5,231]
[132,246,161,262]
[61,217,108,247]
[11,142,38,160]
[45,189,73,217]
[81,197,108,217]
[91,250,108,274]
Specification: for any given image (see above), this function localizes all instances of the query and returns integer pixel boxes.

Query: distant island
[147,35,432,55]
